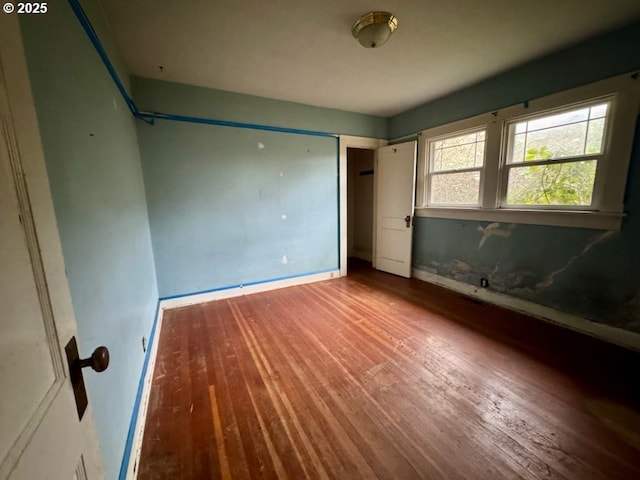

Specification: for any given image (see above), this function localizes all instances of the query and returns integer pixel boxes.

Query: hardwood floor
[138,262,640,479]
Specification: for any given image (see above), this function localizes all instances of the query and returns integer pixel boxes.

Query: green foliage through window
[506,147,596,206]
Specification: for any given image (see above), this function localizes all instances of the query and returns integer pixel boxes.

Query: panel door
[0,14,103,480]
[374,142,417,278]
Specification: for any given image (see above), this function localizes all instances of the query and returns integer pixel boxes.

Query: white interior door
[0,15,103,480]
[374,141,417,278]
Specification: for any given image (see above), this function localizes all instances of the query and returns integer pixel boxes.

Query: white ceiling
[97,0,640,117]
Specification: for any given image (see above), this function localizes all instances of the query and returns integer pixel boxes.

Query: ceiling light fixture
[351,11,398,48]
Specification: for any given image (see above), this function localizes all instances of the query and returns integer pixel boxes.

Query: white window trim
[500,96,612,211]
[416,72,640,230]
[425,126,487,207]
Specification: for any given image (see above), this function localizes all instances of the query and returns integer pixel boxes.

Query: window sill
[414,207,624,230]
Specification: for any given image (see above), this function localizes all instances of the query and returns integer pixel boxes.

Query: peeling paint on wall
[413,206,640,334]
[477,222,515,249]
[534,230,618,290]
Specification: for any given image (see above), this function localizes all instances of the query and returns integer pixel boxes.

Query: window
[416,73,639,230]
[503,99,610,208]
[428,129,486,206]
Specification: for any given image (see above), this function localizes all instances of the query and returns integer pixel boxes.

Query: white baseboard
[160,270,339,310]
[125,307,165,480]
[411,268,640,352]
[125,270,339,478]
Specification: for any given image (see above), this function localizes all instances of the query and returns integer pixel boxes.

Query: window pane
[507,102,608,163]
[506,160,596,206]
[527,108,589,132]
[475,141,485,165]
[511,132,526,163]
[431,130,486,172]
[586,117,605,154]
[525,122,587,159]
[515,122,527,134]
[430,171,481,205]
[589,103,608,119]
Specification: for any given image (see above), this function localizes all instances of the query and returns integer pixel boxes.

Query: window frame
[416,73,640,230]
[425,126,488,208]
[499,96,613,211]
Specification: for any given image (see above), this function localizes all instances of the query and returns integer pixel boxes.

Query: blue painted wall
[132,78,388,299]
[132,76,388,139]
[394,22,640,335]
[389,22,640,139]
[137,120,338,298]
[20,2,158,478]
[390,22,640,139]
[132,76,386,299]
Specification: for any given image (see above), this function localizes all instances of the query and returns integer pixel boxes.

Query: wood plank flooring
[138,262,640,479]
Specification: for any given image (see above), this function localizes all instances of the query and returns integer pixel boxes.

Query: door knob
[405,215,411,227]
[79,346,110,372]
[65,337,110,420]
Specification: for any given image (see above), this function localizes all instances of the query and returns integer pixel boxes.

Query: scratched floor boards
[138,261,640,479]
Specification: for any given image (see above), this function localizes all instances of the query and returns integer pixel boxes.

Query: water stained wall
[413,125,640,333]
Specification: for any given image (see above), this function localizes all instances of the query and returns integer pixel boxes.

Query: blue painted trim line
[67,0,341,137]
[67,0,152,124]
[160,268,339,301]
[118,299,161,480]
[140,111,339,138]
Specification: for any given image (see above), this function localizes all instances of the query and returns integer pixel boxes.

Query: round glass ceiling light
[352,12,398,48]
